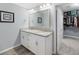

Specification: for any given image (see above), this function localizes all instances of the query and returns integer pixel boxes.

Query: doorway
[56,3,79,55]
[64,10,79,38]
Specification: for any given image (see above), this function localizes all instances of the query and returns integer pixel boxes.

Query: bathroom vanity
[21,28,53,55]
[20,9,53,55]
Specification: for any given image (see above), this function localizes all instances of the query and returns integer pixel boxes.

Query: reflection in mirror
[29,9,50,31]
[37,17,42,23]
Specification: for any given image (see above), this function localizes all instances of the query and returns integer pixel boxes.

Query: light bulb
[31,9,34,11]
[46,4,50,7]
[43,4,46,7]
[40,5,42,8]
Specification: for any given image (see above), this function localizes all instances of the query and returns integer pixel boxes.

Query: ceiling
[14,3,42,10]
[58,3,79,12]
[14,3,79,12]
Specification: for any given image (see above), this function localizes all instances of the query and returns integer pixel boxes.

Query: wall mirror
[29,9,50,31]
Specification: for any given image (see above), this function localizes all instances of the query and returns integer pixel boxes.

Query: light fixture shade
[40,3,52,10]
[46,4,51,7]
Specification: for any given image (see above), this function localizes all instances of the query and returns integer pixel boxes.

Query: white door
[56,7,63,53]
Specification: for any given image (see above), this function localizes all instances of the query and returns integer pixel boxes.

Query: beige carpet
[59,37,79,55]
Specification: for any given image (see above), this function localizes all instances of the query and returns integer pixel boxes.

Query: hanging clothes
[74,17,77,27]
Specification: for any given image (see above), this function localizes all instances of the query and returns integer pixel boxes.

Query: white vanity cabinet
[21,30,53,55]
[29,34,46,55]
[21,31,30,48]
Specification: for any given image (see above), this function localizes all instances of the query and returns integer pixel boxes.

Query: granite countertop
[21,28,52,37]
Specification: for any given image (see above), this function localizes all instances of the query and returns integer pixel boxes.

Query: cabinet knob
[27,39,29,41]
[22,36,24,39]
[36,41,38,46]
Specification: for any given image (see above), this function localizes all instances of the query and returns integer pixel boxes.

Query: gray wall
[0,3,28,52]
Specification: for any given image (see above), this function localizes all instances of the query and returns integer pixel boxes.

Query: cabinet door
[21,31,30,48]
[29,34,45,55]
[36,36,46,55]
[45,35,53,55]
[29,34,38,54]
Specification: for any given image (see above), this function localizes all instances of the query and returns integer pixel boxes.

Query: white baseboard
[0,44,21,54]
[64,35,79,39]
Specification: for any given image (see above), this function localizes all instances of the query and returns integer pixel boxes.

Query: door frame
[56,6,64,54]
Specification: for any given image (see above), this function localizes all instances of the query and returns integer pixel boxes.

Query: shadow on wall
[14,30,21,46]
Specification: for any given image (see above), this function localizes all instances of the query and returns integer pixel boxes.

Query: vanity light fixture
[31,9,34,11]
[40,4,46,9]
[43,4,46,8]
[46,3,51,7]
[40,5,43,8]
[40,4,52,10]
